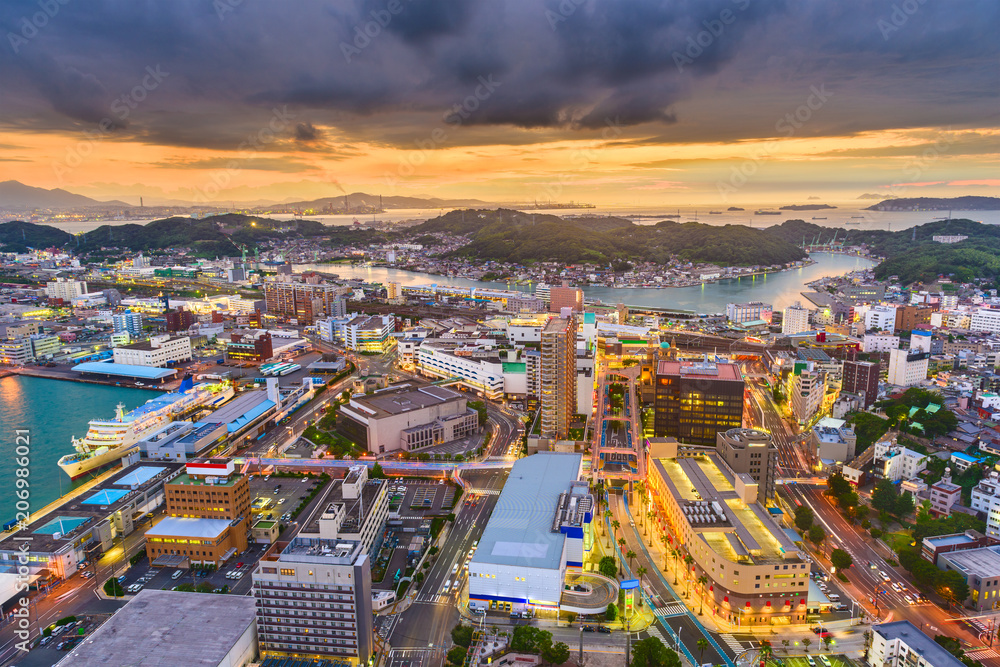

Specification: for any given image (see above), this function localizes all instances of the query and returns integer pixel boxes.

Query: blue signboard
[620,579,640,590]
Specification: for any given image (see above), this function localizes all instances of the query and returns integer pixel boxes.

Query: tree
[872,479,899,514]
[103,578,124,597]
[660,535,671,569]
[822,636,833,651]
[808,524,826,551]
[370,461,386,479]
[632,636,680,667]
[697,575,709,615]
[468,400,488,427]
[794,505,815,532]
[895,491,915,518]
[606,603,618,621]
[446,646,467,666]
[802,637,812,652]
[912,559,941,587]
[697,638,710,662]
[542,641,570,666]
[826,473,851,498]
[604,511,613,547]
[451,624,474,647]
[626,549,637,571]
[599,556,617,579]
[618,538,627,574]
[937,569,970,606]
[636,566,648,595]
[611,519,621,540]
[831,549,853,571]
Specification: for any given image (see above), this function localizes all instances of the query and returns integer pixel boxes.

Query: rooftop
[71,361,177,379]
[924,532,978,549]
[873,621,965,667]
[277,536,364,564]
[301,477,386,536]
[56,589,256,667]
[348,382,464,418]
[473,452,584,571]
[656,359,742,381]
[146,517,232,540]
[199,389,275,432]
[940,544,1000,578]
[119,335,189,351]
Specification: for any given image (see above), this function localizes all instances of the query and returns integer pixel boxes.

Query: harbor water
[0,376,152,521]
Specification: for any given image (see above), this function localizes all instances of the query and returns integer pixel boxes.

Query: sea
[296,251,877,314]
[0,376,152,522]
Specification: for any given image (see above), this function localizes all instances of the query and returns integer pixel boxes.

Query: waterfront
[0,375,152,520]
[296,252,876,313]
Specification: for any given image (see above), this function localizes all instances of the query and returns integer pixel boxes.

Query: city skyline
[0,1,997,206]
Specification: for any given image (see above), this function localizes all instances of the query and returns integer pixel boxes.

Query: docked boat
[58,376,234,479]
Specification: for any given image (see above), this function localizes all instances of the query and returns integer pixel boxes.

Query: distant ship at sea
[754,210,782,216]
[845,220,861,225]
[812,217,827,220]
[709,211,723,215]
[58,376,234,479]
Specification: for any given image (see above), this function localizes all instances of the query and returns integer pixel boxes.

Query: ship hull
[58,444,140,480]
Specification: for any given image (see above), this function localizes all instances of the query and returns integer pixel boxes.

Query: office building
[28,334,61,360]
[469,453,604,615]
[842,360,880,407]
[540,312,577,440]
[113,334,193,367]
[226,329,274,363]
[921,530,998,566]
[298,465,389,557]
[873,437,928,482]
[56,589,258,667]
[139,421,229,462]
[870,621,964,667]
[937,545,1000,611]
[145,459,252,568]
[781,303,810,335]
[862,333,900,353]
[865,305,897,332]
[726,302,772,325]
[647,440,810,626]
[887,348,929,387]
[253,537,373,662]
[715,428,778,503]
[549,285,584,313]
[971,307,1000,335]
[45,277,88,301]
[790,362,825,426]
[0,338,32,365]
[809,417,857,465]
[415,338,505,400]
[264,282,346,324]
[338,382,479,455]
[344,314,395,353]
[112,310,144,337]
[654,360,745,446]
[895,304,936,333]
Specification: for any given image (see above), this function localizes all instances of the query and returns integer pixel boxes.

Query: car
[597,626,611,633]
[236,562,244,568]
[880,571,890,581]
[891,583,901,592]
[807,658,816,667]
[820,657,832,667]
[510,612,520,619]
[582,625,595,632]
[278,498,286,504]
[905,595,915,605]
[40,636,53,646]
[264,475,270,481]
[816,631,832,639]
[233,571,243,579]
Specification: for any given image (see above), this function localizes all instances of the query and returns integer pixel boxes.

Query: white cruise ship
[58,376,234,479]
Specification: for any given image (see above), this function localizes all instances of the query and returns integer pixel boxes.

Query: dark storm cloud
[0,0,996,151]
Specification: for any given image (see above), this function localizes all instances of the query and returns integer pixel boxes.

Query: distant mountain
[268,192,492,211]
[857,193,894,200]
[779,204,837,211]
[866,196,1000,211]
[0,180,129,209]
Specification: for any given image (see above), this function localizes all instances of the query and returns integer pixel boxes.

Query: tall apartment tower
[540,312,576,439]
[653,360,745,446]
[263,282,345,324]
[842,359,880,407]
[253,537,373,662]
[716,428,778,503]
[782,302,811,335]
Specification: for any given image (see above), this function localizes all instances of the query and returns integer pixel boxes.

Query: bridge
[232,457,515,474]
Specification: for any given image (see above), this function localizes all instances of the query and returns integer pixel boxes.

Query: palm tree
[660,535,670,569]
[647,511,656,544]
[697,638,709,663]
[604,511,613,547]
[697,575,708,615]
[611,519,621,542]
[672,548,683,584]
[683,555,694,595]
[617,538,627,575]
[626,550,637,572]
[636,566,647,593]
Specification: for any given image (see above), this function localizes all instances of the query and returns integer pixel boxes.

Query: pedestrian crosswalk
[469,488,501,495]
[653,602,688,618]
[966,648,1000,661]
[646,624,667,644]
[719,634,744,654]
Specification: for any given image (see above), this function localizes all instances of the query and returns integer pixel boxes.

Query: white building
[970,307,1000,334]
[44,277,88,301]
[887,348,929,386]
[790,362,825,426]
[869,621,964,667]
[726,301,772,325]
[0,338,33,365]
[72,292,108,308]
[865,305,897,332]
[416,338,505,400]
[112,311,144,337]
[910,330,933,354]
[873,437,928,482]
[781,303,811,335]
[469,453,601,615]
[971,472,1000,538]
[863,333,900,353]
[113,334,193,368]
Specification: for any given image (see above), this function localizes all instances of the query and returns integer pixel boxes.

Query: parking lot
[115,541,269,598]
[249,472,325,528]
[388,478,453,516]
[782,655,854,667]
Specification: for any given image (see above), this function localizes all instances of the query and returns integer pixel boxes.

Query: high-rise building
[226,329,274,363]
[165,307,196,332]
[548,284,583,313]
[790,362,825,426]
[44,277,88,301]
[887,348,929,387]
[842,359,880,407]
[264,282,346,324]
[781,303,810,335]
[895,304,936,333]
[112,311,144,338]
[253,537,373,662]
[653,360,745,446]
[715,428,777,503]
[145,459,251,567]
[540,313,576,439]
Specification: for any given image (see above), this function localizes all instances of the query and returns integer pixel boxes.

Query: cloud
[294,122,321,142]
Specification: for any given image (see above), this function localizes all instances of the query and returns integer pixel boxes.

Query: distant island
[866,196,1000,211]
[779,204,837,211]
[727,206,744,211]
[857,193,896,200]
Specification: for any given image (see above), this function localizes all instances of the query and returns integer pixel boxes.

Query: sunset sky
[0,0,997,206]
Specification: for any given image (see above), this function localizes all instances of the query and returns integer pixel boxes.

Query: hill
[0,180,129,210]
[779,204,836,211]
[866,196,1000,211]
[0,220,74,251]
[269,192,492,211]
[417,209,807,266]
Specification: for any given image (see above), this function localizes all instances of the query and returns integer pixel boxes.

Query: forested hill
[0,220,74,252]
[418,209,807,266]
[866,196,1000,211]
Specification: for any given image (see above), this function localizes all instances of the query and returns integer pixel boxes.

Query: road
[744,374,810,475]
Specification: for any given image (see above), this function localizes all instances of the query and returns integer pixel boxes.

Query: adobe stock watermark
[192,105,297,202]
[877,0,927,40]
[11,428,32,653]
[536,117,623,204]
[7,0,72,54]
[214,0,244,21]
[382,75,501,191]
[672,0,751,73]
[545,0,587,31]
[716,84,832,201]
[340,0,417,63]
[52,65,170,183]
